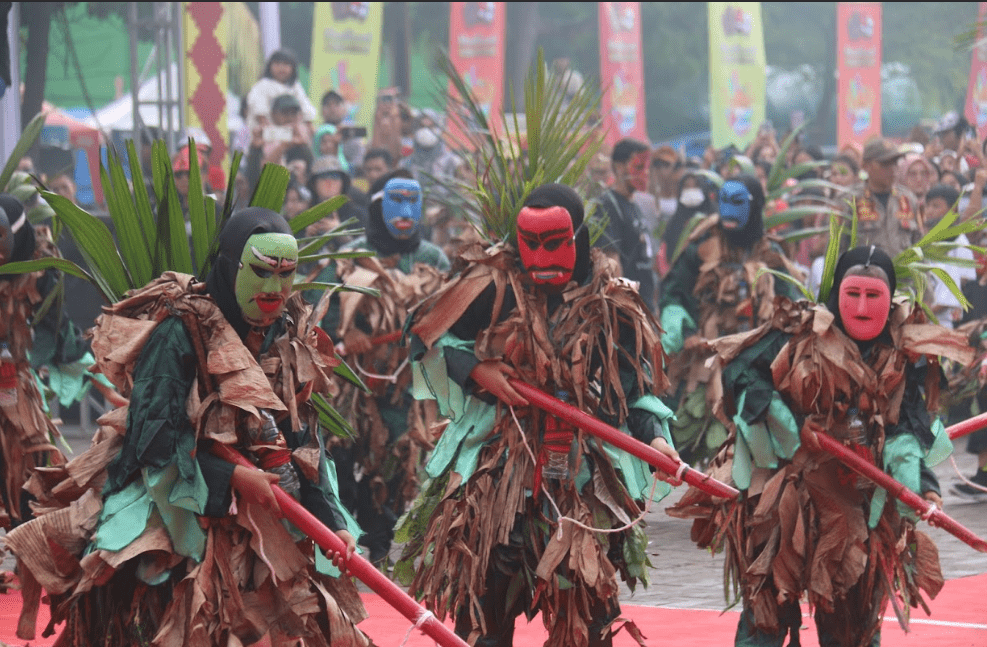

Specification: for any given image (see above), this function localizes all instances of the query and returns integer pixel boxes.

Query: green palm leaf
[0,112,46,191]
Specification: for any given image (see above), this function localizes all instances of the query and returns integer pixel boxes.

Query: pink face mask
[838,275,891,341]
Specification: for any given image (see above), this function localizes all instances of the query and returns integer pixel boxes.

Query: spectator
[898,153,936,216]
[828,154,861,192]
[592,137,657,310]
[307,155,367,236]
[850,138,920,257]
[182,127,226,192]
[933,111,970,156]
[312,123,349,175]
[48,170,77,205]
[837,142,864,170]
[361,147,395,189]
[940,169,967,194]
[320,89,347,127]
[651,145,683,221]
[924,183,977,328]
[285,144,313,188]
[657,170,717,277]
[246,93,312,189]
[245,49,317,130]
[171,146,198,215]
[792,144,824,180]
[283,178,312,221]
[400,122,459,212]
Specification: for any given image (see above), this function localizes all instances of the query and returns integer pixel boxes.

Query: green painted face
[234,232,298,327]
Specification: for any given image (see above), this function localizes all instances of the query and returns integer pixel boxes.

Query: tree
[20,2,59,131]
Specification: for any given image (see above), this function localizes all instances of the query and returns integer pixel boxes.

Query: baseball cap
[862,138,907,164]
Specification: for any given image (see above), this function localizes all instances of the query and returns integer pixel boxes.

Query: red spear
[506,379,739,500]
[947,411,987,441]
[805,429,987,553]
[210,443,470,647]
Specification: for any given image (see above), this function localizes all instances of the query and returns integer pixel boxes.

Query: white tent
[86,62,244,137]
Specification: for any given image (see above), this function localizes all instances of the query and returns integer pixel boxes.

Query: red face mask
[516,205,576,286]
[625,151,649,192]
[838,275,891,341]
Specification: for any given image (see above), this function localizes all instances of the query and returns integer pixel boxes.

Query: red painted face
[626,151,649,192]
[516,205,576,286]
[838,275,891,341]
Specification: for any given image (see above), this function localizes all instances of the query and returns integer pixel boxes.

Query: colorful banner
[447,2,505,141]
[708,2,766,149]
[309,2,383,131]
[836,2,882,150]
[183,2,229,179]
[965,2,987,141]
[598,3,647,147]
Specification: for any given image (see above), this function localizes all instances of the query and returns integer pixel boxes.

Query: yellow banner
[708,2,766,149]
[183,2,229,175]
[309,3,384,131]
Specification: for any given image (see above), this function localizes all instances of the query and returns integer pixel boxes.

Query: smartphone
[262,125,294,142]
[339,126,368,139]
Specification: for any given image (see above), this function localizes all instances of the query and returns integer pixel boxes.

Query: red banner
[447,2,505,142]
[598,2,648,147]
[966,3,987,141]
[836,2,882,149]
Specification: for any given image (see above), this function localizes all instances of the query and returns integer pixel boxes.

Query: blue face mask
[718,180,752,229]
[380,178,423,239]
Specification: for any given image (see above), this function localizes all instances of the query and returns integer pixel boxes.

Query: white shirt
[245,78,318,128]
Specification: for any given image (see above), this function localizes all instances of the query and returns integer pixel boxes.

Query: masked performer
[397,183,679,647]
[306,170,448,564]
[659,174,801,463]
[5,208,371,646]
[669,245,971,647]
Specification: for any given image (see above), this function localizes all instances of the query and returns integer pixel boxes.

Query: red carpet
[0,574,983,646]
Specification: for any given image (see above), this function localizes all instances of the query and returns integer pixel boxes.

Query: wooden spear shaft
[507,379,740,500]
[210,443,470,647]
[807,430,987,553]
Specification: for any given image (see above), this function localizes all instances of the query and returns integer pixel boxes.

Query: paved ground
[7,422,986,617]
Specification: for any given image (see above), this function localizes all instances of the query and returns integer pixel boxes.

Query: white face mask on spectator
[414,127,439,150]
[679,187,704,208]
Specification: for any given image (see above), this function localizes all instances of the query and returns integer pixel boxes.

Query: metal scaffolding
[128,1,184,163]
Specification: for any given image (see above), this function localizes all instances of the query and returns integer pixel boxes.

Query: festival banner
[708,2,766,149]
[836,2,882,150]
[447,2,505,142]
[965,2,987,141]
[598,2,647,147]
[309,2,383,131]
[183,2,228,181]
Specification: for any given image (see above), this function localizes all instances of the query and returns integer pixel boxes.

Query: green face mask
[234,232,298,327]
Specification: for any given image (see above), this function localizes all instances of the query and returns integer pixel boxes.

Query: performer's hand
[341,330,373,356]
[800,419,824,452]
[469,360,528,407]
[650,437,683,485]
[231,466,282,517]
[327,530,358,575]
[923,490,944,513]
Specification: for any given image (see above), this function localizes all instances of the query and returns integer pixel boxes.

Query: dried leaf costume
[306,173,449,562]
[668,246,973,647]
[5,209,371,647]
[0,192,94,530]
[659,175,802,462]
[397,185,675,647]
